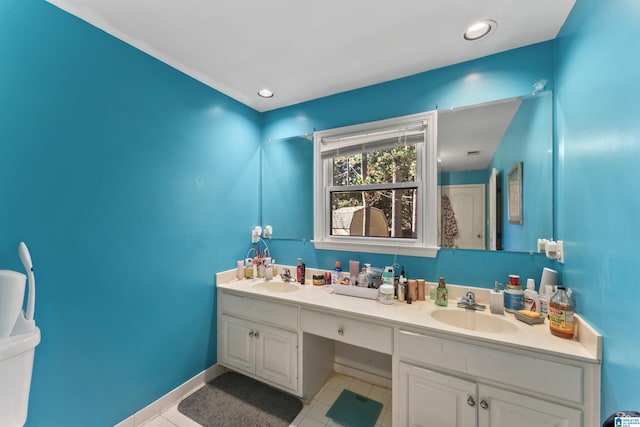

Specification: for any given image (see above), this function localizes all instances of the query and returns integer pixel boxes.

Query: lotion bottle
[523,278,541,313]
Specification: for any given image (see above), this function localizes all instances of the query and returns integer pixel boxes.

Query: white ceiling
[45,0,574,112]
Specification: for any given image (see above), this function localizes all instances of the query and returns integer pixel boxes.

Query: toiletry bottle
[436,277,448,307]
[383,266,394,287]
[236,260,244,280]
[549,286,576,339]
[490,281,504,314]
[257,257,265,278]
[297,258,305,284]
[245,258,254,279]
[357,268,367,287]
[398,277,406,302]
[539,285,550,318]
[523,278,541,313]
[331,261,342,285]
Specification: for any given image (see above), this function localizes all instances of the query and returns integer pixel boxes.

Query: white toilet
[0,243,40,427]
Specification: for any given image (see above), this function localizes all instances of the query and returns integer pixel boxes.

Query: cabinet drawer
[301,309,393,355]
[220,292,298,329]
[398,330,584,404]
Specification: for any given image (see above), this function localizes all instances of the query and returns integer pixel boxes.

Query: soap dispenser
[435,277,448,307]
[490,281,504,315]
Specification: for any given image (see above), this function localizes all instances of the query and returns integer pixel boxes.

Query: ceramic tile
[297,416,328,427]
[324,374,353,392]
[161,405,202,427]
[134,403,161,426]
[298,401,313,417]
[290,411,308,427]
[367,384,392,406]
[306,400,332,424]
[141,415,177,427]
[315,387,341,406]
[347,378,372,396]
[380,407,393,427]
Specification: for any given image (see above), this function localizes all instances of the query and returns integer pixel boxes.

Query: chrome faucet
[280,269,295,282]
[457,291,486,311]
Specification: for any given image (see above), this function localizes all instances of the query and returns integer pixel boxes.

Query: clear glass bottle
[549,286,576,339]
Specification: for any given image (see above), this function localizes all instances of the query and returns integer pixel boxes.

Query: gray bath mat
[178,372,303,427]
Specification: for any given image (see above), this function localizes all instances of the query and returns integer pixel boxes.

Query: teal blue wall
[490,93,554,251]
[1,1,261,426]
[439,169,488,186]
[556,0,640,418]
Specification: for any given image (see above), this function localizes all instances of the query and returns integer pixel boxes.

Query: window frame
[313,111,439,257]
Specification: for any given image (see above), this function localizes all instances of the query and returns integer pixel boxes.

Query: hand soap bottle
[490,281,504,314]
[436,277,448,307]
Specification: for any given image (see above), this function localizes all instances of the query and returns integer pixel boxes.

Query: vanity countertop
[216,268,602,364]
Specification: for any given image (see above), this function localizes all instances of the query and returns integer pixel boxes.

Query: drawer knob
[254,331,259,338]
[249,331,254,337]
[337,327,344,336]
[467,396,476,407]
[480,399,489,410]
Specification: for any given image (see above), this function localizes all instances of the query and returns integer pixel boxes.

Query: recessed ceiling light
[464,20,496,41]
[257,89,274,98]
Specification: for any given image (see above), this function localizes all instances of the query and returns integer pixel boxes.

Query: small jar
[379,284,394,305]
[312,274,325,286]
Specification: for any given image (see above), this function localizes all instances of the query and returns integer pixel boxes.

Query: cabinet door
[220,315,255,373]
[398,363,477,427]
[255,324,298,391]
[478,385,582,427]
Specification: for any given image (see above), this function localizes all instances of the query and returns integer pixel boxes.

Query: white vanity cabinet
[215,271,601,427]
[218,291,299,394]
[398,363,581,426]
[398,362,476,426]
[397,329,596,427]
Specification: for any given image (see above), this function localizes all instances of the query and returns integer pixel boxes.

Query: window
[313,111,439,256]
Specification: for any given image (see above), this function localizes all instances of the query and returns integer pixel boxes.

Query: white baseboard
[114,364,227,427]
[334,362,392,389]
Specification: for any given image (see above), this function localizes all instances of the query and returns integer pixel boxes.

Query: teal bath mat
[326,389,383,427]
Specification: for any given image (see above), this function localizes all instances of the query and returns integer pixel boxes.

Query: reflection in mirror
[437,92,553,252]
[261,135,313,240]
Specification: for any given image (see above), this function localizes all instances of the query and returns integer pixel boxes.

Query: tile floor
[140,373,392,427]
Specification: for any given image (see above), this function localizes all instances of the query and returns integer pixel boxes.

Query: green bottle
[436,277,448,307]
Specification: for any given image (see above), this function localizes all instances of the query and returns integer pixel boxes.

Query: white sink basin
[430,309,519,334]
[252,281,300,293]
